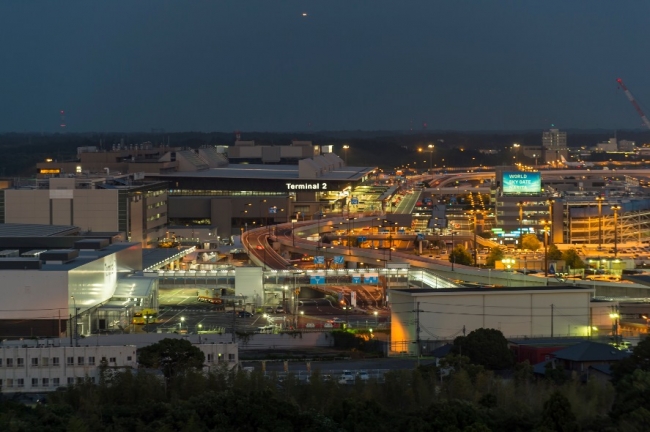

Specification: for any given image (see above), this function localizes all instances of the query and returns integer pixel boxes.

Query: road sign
[352,275,361,284]
[416,233,425,241]
[357,236,367,243]
[268,206,277,214]
[310,275,325,285]
[313,256,325,264]
[364,273,379,284]
[333,255,345,264]
[351,197,359,205]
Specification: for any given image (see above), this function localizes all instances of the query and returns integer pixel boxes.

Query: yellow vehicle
[132,309,158,325]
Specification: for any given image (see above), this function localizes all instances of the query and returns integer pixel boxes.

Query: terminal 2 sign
[286,182,329,190]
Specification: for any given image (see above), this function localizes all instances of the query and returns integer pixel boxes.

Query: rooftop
[151,163,375,181]
[552,341,631,362]
[0,224,79,237]
[393,286,595,295]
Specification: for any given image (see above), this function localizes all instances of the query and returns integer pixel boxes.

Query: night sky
[2,1,650,132]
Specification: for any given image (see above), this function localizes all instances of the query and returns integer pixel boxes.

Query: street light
[180,316,185,330]
[541,220,551,278]
[596,196,605,250]
[450,230,456,271]
[611,205,621,258]
[501,257,515,286]
[428,144,434,171]
[70,296,78,346]
[373,310,378,326]
[517,201,525,248]
[259,199,267,226]
[546,199,555,245]
[610,310,620,348]
[342,144,349,164]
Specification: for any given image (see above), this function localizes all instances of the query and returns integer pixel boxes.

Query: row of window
[0,356,130,367]
[0,377,96,388]
[207,353,236,363]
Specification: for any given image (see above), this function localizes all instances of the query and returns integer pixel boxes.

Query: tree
[539,391,579,432]
[521,234,541,251]
[485,247,504,267]
[449,244,472,266]
[562,248,585,269]
[137,338,205,378]
[612,335,650,383]
[452,328,514,370]
[546,244,562,260]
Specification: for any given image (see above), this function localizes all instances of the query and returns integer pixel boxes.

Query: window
[67,357,74,366]
[101,357,107,363]
[67,377,74,385]
[77,357,84,366]
[52,378,59,387]
[207,354,214,363]
[6,379,12,388]
[88,357,95,366]
[228,354,236,363]
[42,357,49,367]
[90,377,96,384]
[31,378,38,387]
[0,379,2,387]
[42,378,49,388]
[6,358,12,367]
[76,377,83,384]
[109,357,116,363]
[52,357,59,366]
[16,358,24,367]
[31,358,38,367]
[17,379,24,388]
[127,356,132,361]
[0,358,3,367]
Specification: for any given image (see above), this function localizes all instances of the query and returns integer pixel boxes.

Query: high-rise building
[542,129,568,164]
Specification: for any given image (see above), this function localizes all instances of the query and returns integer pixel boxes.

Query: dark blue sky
[2,1,650,132]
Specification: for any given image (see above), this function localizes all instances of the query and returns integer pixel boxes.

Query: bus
[132,309,157,325]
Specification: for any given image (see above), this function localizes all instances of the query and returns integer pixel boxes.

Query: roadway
[393,190,421,214]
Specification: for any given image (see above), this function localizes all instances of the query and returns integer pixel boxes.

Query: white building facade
[390,286,594,355]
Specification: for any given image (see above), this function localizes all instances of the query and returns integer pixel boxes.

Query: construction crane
[616,78,650,129]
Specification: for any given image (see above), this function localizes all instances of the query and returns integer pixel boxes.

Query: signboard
[286,182,329,190]
[310,275,325,285]
[333,256,345,264]
[268,206,277,214]
[352,274,361,284]
[350,291,357,307]
[351,197,359,205]
[416,233,426,241]
[364,273,379,284]
[357,236,367,243]
[502,171,542,195]
[313,256,325,264]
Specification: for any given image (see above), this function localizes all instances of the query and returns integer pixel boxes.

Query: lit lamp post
[259,199,267,226]
[291,217,298,247]
[546,199,555,246]
[610,310,620,348]
[611,205,621,258]
[517,201,525,248]
[428,144,434,172]
[541,220,551,278]
[467,210,479,266]
[373,310,378,326]
[596,196,604,250]
[180,316,185,330]
[342,144,349,164]
[501,257,515,286]
[451,230,456,271]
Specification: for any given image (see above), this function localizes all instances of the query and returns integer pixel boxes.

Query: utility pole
[414,302,423,367]
[231,300,237,343]
[551,304,554,338]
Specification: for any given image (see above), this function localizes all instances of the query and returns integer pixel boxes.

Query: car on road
[329,318,345,324]
[358,370,370,381]
[338,370,354,384]
[275,306,284,313]
[237,311,253,318]
[256,245,264,250]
